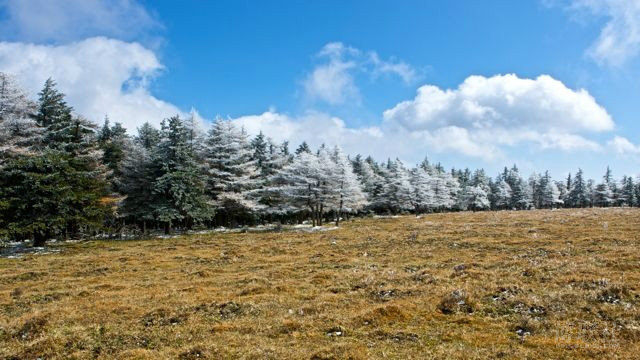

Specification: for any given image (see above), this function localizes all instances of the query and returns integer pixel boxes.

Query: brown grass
[1,208,640,359]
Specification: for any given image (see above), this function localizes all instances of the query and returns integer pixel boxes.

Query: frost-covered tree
[356,158,385,211]
[152,116,212,233]
[539,171,562,208]
[410,166,435,212]
[97,117,130,189]
[0,73,40,164]
[204,119,260,222]
[462,185,490,211]
[379,159,414,213]
[295,141,311,155]
[494,179,512,209]
[594,182,614,207]
[594,167,615,207]
[620,175,636,207]
[566,169,589,208]
[330,146,367,224]
[136,122,161,150]
[503,165,531,210]
[269,151,328,225]
[117,141,156,231]
[1,79,108,245]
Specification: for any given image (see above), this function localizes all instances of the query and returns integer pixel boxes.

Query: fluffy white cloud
[0,37,191,131]
[303,42,419,105]
[235,74,617,162]
[608,136,640,155]
[0,0,159,43]
[568,0,640,66]
[303,44,359,105]
[380,73,612,159]
[384,74,613,132]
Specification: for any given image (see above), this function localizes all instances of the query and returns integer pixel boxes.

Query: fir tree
[153,116,212,233]
[567,169,589,208]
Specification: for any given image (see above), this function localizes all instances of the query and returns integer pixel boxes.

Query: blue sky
[1,0,639,179]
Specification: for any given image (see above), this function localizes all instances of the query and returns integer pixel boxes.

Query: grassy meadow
[1,208,639,359]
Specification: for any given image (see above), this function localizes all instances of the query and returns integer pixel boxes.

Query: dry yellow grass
[1,208,640,359]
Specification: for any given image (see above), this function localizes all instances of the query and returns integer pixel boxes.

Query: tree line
[1,73,638,245]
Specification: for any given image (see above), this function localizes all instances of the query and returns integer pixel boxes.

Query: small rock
[326,326,345,337]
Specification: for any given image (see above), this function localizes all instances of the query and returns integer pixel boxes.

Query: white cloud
[369,52,419,84]
[379,73,612,159]
[608,135,640,155]
[0,37,191,131]
[232,110,385,155]
[0,0,159,43]
[384,74,613,132]
[567,0,640,66]
[303,43,359,105]
[303,42,419,105]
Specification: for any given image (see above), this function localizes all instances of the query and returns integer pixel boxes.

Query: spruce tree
[153,116,212,233]
[203,120,260,224]
[567,169,589,208]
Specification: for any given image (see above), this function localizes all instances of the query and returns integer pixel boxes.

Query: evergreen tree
[620,176,636,207]
[152,116,212,233]
[331,146,367,224]
[494,179,512,209]
[410,166,435,212]
[250,131,269,175]
[295,141,311,155]
[379,159,414,213]
[567,169,589,208]
[0,73,41,164]
[97,116,130,188]
[136,122,161,150]
[203,120,260,224]
[540,171,563,208]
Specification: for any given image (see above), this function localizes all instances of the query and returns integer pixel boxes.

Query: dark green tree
[152,116,212,233]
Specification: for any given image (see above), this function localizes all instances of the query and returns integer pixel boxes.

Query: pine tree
[540,171,562,208]
[3,79,110,244]
[567,169,589,208]
[330,146,367,225]
[410,166,435,212]
[619,175,636,207]
[494,179,512,209]
[462,169,491,211]
[251,131,269,175]
[97,116,130,189]
[379,159,414,213]
[505,165,531,210]
[203,119,260,224]
[295,141,311,155]
[462,185,490,211]
[0,73,41,164]
[136,122,161,150]
[358,158,386,212]
[268,151,327,225]
[152,116,212,233]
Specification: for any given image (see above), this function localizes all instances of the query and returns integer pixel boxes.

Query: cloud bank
[0,0,160,43]
[234,74,615,162]
[0,37,191,130]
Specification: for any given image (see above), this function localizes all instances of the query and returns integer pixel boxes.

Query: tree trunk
[319,203,324,226]
[33,231,47,247]
[336,198,343,227]
[164,221,172,235]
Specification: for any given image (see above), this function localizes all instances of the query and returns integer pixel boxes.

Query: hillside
[1,208,640,359]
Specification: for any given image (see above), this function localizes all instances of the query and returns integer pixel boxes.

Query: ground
[1,208,639,359]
